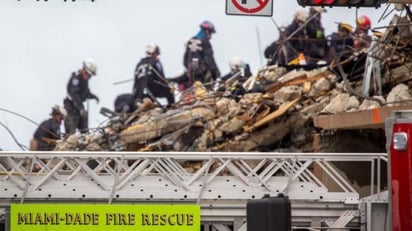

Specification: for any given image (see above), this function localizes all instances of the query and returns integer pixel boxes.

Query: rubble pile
[377,15,412,86]
[54,14,412,153]
[54,67,412,153]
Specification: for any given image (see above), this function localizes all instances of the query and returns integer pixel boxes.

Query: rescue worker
[63,59,99,135]
[30,105,66,151]
[132,44,175,106]
[219,57,252,99]
[354,15,372,51]
[183,20,221,89]
[114,93,136,114]
[305,7,328,64]
[342,15,372,80]
[221,56,252,83]
[328,22,354,61]
[284,8,310,63]
[264,24,292,66]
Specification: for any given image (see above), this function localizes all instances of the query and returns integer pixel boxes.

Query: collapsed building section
[55,13,412,153]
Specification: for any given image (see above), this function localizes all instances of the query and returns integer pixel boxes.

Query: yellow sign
[11,204,200,231]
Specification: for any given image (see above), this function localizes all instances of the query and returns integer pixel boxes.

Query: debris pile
[54,69,412,153]
[54,14,412,153]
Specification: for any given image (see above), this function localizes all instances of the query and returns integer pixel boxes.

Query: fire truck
[1,109,412,230]
[1,1,412,230]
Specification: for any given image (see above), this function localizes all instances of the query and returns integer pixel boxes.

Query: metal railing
[0,151,388,230]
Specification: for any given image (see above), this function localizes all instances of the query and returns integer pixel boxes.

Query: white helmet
[83,59,97,76]
[59,106,68,117]
[295,7,309,22]
[145,43,160,55]
[51,105,67,117]
[229,56,244,72]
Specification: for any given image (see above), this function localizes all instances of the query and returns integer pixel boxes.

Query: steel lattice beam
[0,151,388,230]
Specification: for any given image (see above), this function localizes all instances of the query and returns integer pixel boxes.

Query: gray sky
[0,0,396,150]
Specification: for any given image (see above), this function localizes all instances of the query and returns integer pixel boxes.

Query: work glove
[91,95,99,104]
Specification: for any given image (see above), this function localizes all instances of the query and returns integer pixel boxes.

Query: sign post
[226,0,273,17]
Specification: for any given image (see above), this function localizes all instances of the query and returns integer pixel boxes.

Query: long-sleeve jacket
[305,16,328,60]
[328,32,354,60]
[133,56,169,100]
[33,118,61,151]
[66,72,97,111]
[183,36,220,80]
[264,40,293,65]
[285,20,309,57]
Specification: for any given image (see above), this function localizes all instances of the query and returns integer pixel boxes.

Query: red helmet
[200,21,216,33]
[356,15,371,30]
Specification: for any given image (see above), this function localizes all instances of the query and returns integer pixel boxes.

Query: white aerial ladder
[0,151,388,230]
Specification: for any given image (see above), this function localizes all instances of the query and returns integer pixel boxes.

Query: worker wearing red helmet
[183,20,221,89]
[354,15,372,51]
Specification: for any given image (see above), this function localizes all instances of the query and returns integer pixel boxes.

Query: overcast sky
[0,0,398,150]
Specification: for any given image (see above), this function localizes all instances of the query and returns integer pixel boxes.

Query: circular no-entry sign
[226,0,273,17]
[232,0,269,13]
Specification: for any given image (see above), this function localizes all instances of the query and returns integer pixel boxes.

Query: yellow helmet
[339,23,353,33]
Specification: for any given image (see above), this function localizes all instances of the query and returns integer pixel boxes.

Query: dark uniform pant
[63,98,88,135]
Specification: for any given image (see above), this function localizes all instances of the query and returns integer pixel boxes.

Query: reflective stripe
[66,93,73,101]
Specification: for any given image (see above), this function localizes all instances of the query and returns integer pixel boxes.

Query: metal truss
[0,151,387,230]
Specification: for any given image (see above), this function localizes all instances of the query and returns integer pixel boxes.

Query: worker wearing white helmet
[145,43,161,55]
[229,56,244,73]
[306,6,328,63]
[294,7,309,23]
[219,56,252,98]
[284,8,311,64]
[221,56,252,82]
[285,7,329,65]
[132,44,175,106]
[30,105,66,151]
[63,59,99,135]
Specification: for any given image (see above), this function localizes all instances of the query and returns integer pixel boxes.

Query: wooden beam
[266,70,330,93]
[313,104,412,130]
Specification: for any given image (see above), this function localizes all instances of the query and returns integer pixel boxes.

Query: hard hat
[145,43,160,55]
[295,8,309,22]
[200,20,216,33]
[229,56,244,72]
[51,105,67,117]
[338,22,353,33]
[356,15,371,30]
[83,59,97,76]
